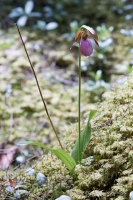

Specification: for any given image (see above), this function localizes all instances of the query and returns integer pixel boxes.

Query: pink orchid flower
[70,25,99,56]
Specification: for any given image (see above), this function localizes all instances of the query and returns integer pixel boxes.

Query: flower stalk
[16,23,63,150]
[78,48,81,162]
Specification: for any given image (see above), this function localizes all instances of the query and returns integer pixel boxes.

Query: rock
[55,195,71,200]
[36,172,47,185]
[130,191,133,200]
[14,192,21,199]
[5,186,14,193]
[16,155,25,163]
[25,168,36,176]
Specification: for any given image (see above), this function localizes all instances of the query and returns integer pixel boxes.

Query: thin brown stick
[16,23,63,149]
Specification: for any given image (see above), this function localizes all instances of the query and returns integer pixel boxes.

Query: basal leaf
[88,110,97,123]
[18,141,76,171]
[71,125,91,163]
[71,110,97,163]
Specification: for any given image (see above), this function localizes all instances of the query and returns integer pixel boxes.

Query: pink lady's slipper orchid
[70,25,99,56]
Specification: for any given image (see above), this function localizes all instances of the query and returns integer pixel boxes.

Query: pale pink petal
[80,38,93,56]
[80,25,99,46]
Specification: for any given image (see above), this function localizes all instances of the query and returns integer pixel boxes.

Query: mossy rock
[2,77,133,199]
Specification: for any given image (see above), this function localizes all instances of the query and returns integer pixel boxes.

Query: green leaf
[71,125,91,163]
[71,110,97,164]
[88,110,97,123]
[18,141,76,171]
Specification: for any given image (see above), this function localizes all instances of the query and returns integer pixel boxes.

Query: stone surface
[55,195,71,200]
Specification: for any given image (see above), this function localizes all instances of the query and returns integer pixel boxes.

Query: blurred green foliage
[0,0,132,97]
[0,0,131,31]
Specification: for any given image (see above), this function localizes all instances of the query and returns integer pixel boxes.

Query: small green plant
[18,24,99,170]
[8,1,42,27]
[8,0,59,30]
[70,25,99,163]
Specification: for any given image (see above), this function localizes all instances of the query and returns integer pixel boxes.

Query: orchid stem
[16,24,63,150]
[78,48,82,163]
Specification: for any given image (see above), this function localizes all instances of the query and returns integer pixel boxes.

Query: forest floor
[0,19,133,182]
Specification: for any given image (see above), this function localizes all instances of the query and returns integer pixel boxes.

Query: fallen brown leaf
[0,144,18,169]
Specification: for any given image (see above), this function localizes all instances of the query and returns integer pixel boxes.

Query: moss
[2,78,133,199]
